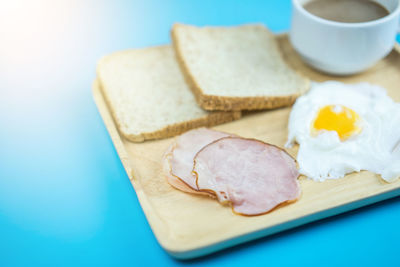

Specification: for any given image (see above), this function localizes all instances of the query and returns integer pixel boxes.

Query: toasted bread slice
[97,45,241,142]
[171,23,310,111]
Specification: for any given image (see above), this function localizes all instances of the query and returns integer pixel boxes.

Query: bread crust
[97,78,240,142]
[171,23,310,111]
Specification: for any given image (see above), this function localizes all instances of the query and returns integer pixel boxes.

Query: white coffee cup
[290,0,400,75]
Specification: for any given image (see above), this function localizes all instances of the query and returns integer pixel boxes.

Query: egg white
[286,81,400,182]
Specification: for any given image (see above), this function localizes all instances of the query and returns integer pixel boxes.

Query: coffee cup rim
[292,0,400,27]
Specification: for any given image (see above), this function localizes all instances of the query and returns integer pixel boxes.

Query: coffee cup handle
[398,20,400,33]
[398,19,400,34]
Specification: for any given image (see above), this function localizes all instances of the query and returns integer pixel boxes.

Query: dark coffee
[303,0,390,23]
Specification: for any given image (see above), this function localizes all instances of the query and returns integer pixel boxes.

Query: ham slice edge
[162,128,233,195]
[192,136,301,216]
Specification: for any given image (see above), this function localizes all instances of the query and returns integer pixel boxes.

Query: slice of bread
[97,45,241,142]
[171,23,310,111]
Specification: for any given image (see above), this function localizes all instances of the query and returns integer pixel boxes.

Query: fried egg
[286,81,400,182]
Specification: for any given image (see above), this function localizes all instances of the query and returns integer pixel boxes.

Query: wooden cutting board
[93,34,400,259]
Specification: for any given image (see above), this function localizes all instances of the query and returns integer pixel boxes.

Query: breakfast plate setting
[93,0,400,260]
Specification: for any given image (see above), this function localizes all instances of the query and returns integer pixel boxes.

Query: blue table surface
[1,1,400,266]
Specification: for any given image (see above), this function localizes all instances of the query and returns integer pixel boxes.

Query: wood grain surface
[92,34,400,259]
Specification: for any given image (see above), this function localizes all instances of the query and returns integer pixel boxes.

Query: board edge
[167,187,400,259]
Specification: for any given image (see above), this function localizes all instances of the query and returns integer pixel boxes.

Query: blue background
[1,1,399,266]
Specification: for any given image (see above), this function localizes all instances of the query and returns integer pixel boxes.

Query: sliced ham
[193,137,300,216]
[162,128,232,193]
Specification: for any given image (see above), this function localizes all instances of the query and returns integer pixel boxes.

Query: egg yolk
[312,105,361,140]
